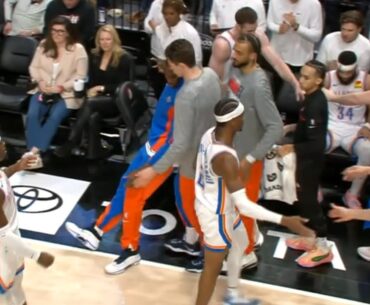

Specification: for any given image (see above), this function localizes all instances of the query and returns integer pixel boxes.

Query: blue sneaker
[185,256,203,273]
[223,294,261,305]
[164,238,201,256]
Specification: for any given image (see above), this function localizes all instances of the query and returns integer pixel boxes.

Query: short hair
[237,33,261,56]
[235,7,258,25]
[305,60,326,84]
[338,50,357,66]
[214,98,240,117]
[162,0,186,14]
[165,39,196,67]
[340,10,364,28]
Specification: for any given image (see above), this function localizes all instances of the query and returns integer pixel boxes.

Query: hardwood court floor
[22,240,365,305]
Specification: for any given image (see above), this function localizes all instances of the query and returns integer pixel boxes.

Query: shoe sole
[185,268,202,273]
[164,244,200,257]
[286,241,315,252]
[357,249,370,261]
[296,253,334,268]
[65,223,99,251]
[241,261,258,270]
[105,255,141,275]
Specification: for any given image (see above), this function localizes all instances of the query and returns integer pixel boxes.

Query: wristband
[245,154,256,164]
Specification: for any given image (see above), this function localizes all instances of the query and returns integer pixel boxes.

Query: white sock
[183,227,198,245]
[316,237,329,249]
[94,225,104,237]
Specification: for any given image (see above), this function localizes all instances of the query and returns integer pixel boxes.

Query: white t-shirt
[210,0,266,32]
[154,20,203,65]
[267,0,323,66]
[144,0,164,56]
[317,32,370,72]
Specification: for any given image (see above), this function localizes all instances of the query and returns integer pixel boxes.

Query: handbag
[40,93,61,104]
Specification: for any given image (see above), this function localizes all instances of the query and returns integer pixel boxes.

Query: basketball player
[65,64,185,274]
[324,51,370,209]
[0,141,54,305]
[209,7,303,100]
[195,98,314,305]
[278,60,332,268]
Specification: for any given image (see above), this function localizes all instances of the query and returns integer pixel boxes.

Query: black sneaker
[104,248,141,275]
[185,256,203,273]
[164,238,201,256]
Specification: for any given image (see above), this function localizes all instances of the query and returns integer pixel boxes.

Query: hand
[327,60,338,71]
[0,141,7,162]
[16,154,38,171]
[279,22,290,34]
[283,12,297,27]
[295,85,305,101]
[239,159,252,183]
[148,19,159,31]
[38,81,52,94]
[37,252,55,268]
[328,204,355,223]
[277,145,294,157]
[357,126,370,140]
[281,216,315,237]
[87,86,101,97]
[132,166,157,188]
[342,165,370,181]
[322,88,337,101]
[3,21,12,35]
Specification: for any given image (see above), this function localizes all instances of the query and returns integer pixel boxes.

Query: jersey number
[337,106,353,121]
[197,172,205,189]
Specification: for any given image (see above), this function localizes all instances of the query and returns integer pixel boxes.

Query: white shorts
[326,125,362,154]
[0,273,26,305]
[195,200,241,252]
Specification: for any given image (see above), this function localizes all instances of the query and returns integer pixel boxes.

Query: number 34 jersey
[327,70,367,128]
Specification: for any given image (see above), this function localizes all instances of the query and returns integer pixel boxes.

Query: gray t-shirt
[153,67,221,178]
[228,67,283,160]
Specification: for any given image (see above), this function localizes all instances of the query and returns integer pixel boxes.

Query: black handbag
[40,93,61,104]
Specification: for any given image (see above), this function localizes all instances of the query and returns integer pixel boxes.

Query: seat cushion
[0,82,29,112]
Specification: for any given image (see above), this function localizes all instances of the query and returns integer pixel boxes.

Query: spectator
[267,0,323,73]
[130,0,153,24]
[210,0,266,33]
[54,25,133,159]
[44,0,96,46]
[149,0,202,98]
[324,51,370,209]
[3,0,51,36]
[317,10,370,72]
[26,16,88,152]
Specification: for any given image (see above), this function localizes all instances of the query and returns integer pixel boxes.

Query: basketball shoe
[286,236,316,251]
[223,294,261,305]
[164,238,201,256]
[357,247,370,261]
[296,246,333,268]
[65,222,101,250]
[105,248,141,274]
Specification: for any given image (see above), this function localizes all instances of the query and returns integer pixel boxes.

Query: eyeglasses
[51,28,66,34]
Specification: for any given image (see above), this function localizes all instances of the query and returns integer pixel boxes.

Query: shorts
[195,200,241,252]
[326,125,362,154]
[0,273,26,305]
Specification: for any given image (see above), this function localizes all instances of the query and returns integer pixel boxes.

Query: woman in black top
[55,24,132,159]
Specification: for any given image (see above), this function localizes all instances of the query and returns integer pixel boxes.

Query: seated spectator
[3,0,50,37]
[54,25,133,159]
[149,0,202,98]
[44,0,96,46]
[324,50,370,209]
[267,0,323,73]
[210,0,266,33]
[317,10,370,72]
[26,16,88,152]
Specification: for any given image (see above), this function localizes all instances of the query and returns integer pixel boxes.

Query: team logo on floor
[10,171,90,235]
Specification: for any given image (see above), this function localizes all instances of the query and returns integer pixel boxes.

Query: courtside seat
[0,36,38,114]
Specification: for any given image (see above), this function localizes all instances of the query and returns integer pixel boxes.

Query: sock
[183,227,198,245]
[316,237,329,249]
[93,225,104,238]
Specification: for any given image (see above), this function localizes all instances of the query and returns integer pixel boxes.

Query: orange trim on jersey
[150,107,174,152]
[0,264,24,292]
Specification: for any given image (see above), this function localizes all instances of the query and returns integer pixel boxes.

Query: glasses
[51,28,66,34]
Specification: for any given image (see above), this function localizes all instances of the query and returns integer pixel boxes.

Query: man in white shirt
[209,7,303,100]
[144,0,165,59]
[267,0,323,70]
[3,0,51,36]
[210,0,266,33]
[317,10,370,72]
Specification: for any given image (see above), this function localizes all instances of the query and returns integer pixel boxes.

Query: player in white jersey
[194,98,314,305]
[324,51,370,209]
[0,141,54,305]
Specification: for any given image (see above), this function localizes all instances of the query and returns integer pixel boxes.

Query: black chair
[0,36,38,114]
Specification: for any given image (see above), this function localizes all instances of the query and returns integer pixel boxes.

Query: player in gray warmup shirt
[133,39,222,247]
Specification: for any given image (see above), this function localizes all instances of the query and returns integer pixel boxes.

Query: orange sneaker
[296,247,333,268]
[286,237,315,251]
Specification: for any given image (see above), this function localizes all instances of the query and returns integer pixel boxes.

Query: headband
[338,63,357,72]
[214,102,244,123]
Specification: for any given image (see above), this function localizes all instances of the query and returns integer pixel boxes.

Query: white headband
[214,102,244,123]
[338,63,357,72]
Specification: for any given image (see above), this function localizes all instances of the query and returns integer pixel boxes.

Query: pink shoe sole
[296,251,334,268]
[286,239,315,251]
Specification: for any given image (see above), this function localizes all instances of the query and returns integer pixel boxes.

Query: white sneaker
[65,222,100,250]
[105,249,141,275]
[357,247,370,261]
[223,294,261,305]
[221,252,258,273]
[254,232,264,251]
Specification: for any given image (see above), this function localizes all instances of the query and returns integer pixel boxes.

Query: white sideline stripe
[273,237,288,259]
[24,238,366,305]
